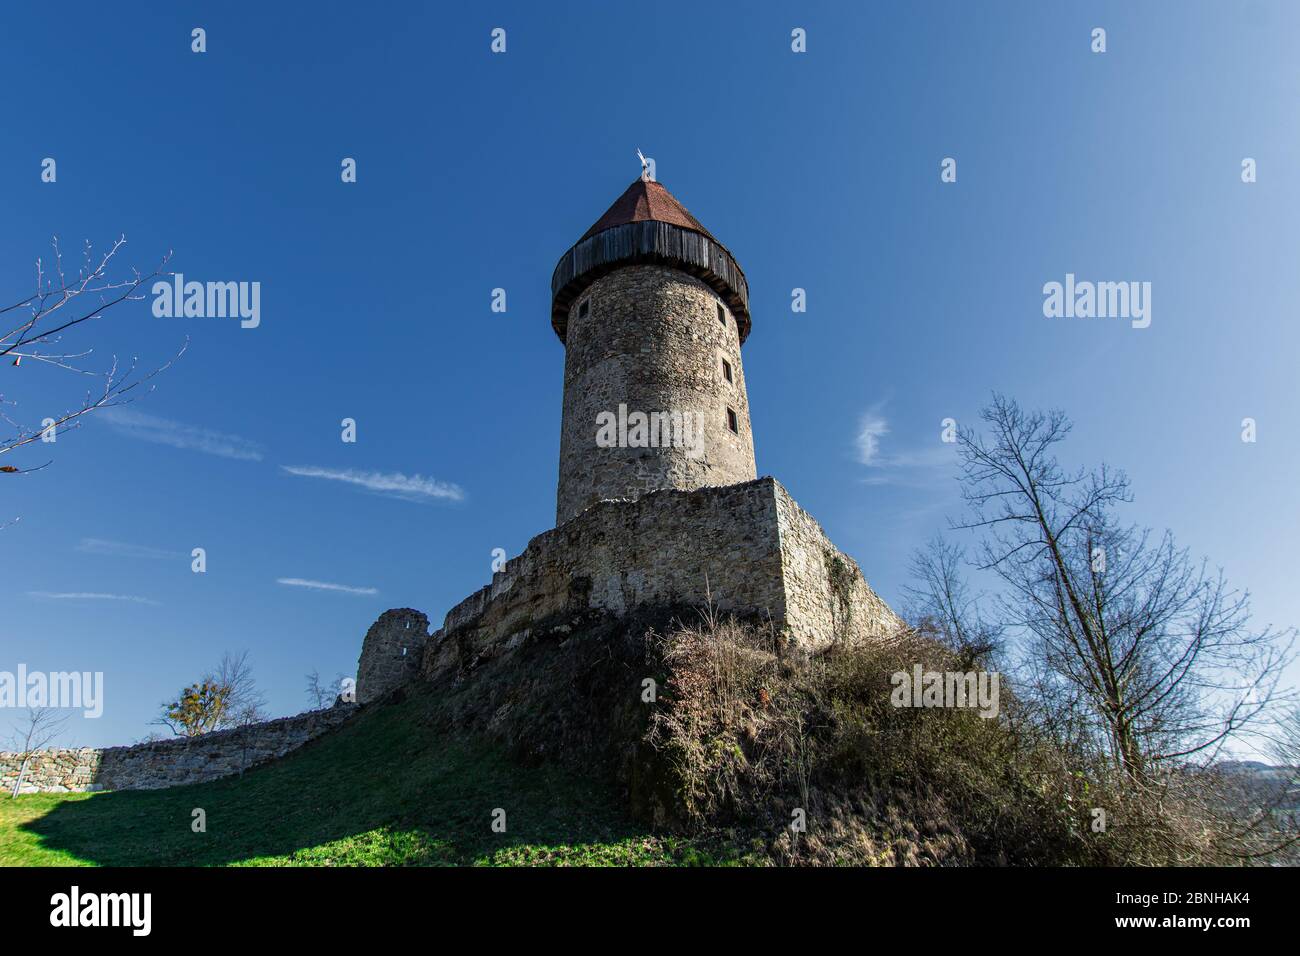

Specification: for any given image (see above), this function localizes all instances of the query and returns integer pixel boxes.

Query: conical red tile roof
[579,178,716,242]
[553,175,750,344]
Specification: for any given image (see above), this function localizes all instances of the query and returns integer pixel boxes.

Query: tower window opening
[716,303,726,326]
[721,358,733,383]
[578,299,589,320]
[726,407,739,434]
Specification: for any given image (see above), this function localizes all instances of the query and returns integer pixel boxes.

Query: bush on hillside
[419,608,1291,865]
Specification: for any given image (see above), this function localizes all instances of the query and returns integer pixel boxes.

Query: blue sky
[2,1,1297,748]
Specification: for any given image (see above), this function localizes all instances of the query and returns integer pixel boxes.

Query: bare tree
[951,394,1295,780]
[1,236,184,490]
[305,669,328,710]
[215,650,268,728]
[217,652,269,775]
[305,669,347,710]
[7,707,70,798]
[902,535,1003,668]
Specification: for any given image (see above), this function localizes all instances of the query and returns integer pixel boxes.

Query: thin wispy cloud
[99,408,264,462]
[276,578,378,596]
[856,408,890,466]
[75,538,184,560]
[28,591,160,606]
[855,402,958,487]
[281,465,464,503]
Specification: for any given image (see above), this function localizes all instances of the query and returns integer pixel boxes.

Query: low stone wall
[0,705,355,794]
[420,476,902,679]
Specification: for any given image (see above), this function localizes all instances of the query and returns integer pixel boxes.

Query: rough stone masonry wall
[772,483,905,646]
[420,476,903,680]
[0,705,355,794]
[356,607,431,704]
[425,477,788,676]
[555,265,757,525]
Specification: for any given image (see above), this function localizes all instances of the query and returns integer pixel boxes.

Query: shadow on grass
[19,687,659,866]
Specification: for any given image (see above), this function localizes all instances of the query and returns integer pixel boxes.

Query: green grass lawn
[0,688,755,867]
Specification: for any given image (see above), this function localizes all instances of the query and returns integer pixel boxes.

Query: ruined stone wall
[423,477,902,678]
[556,265,757,525]
[356,608,430,704]
[772,483,905,646]
[0,705,355,794]
[427,478,787,675]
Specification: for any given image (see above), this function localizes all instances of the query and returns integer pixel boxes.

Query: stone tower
[356,608,429,704]
[551,175,756,525]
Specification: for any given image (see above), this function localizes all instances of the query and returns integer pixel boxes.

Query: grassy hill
[0,611,1104,868]
[0,685,751,867]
